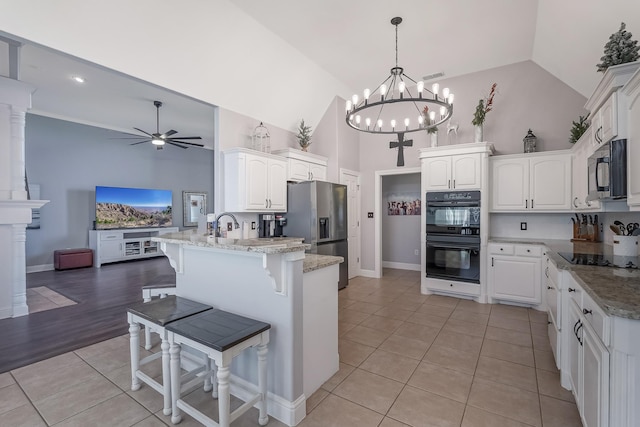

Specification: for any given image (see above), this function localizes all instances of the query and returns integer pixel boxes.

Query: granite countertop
[152,231,310,254]
[303,254,343,274]
[489,237,640,320]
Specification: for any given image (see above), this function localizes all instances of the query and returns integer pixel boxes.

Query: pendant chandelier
[345,17,454,166]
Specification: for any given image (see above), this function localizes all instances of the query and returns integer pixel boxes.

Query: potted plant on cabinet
[471,83,497,142]
[297,119,312,152]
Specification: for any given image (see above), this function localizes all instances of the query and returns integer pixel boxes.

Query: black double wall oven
[425,191,481,284]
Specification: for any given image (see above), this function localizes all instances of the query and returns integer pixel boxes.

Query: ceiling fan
[121,100,204,150]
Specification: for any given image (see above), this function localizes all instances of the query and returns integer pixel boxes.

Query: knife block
[571,221,599,242]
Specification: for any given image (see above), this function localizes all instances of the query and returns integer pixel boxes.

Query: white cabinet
[422,153,482,191]
[488,243,542,305]
[571,130,601,211]
[272,148,328,182]
[490,152,572,212]
[223,148,287,212]
[623,70,640,208]
[89,227,178,267]
[545,255,561,366]
[590,92,618,151]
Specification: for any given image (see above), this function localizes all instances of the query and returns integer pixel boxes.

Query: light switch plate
[368,212,374,218]
[520,222,527,231]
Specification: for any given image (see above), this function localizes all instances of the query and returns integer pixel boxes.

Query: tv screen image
[95,186,173,230]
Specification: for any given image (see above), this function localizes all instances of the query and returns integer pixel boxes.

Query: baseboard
[382,261,421,271]
[0,307,13,320]
[358,269,377,278]
[26,264,54,273]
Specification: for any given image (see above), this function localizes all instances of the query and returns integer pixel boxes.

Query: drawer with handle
[488,244,514,255]
[582,290,609,346]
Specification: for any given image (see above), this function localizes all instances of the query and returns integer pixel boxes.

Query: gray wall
[25,114,215,267]
[382,173,421,266]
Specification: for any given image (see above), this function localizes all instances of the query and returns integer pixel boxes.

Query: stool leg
[211,361,218,399]
[170,342,182,424]
[203,355,212,392]
[217,366,231,427]
[129,322,141,391]
[144,326,152,351]
[257,344,269,426]
[161,337,171,416]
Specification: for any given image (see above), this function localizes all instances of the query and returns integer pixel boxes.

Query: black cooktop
[558,252,639,269]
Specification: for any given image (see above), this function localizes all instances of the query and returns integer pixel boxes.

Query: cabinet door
[582,324,610,427]
[101,240,123,261]
[267,159,288,211]
[245,155,270,210]
[568,301,583,407]
[309,164,327,181]
[599,93,618,146]
[490,255,541,303]
[451,154,481,190]
[572,137,601,211]
[423,157,451,191]
[530,155,572,210]
[627,89,640,207]
[491,158,529,211]
[288,159,310,181]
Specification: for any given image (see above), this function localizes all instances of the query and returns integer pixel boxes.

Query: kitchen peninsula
[152,231,343,426]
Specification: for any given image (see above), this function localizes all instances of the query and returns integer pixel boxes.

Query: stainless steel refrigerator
[285,181,349,289]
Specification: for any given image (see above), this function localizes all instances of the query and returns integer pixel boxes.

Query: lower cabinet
[89,227,179,267]
[488,243,542,304]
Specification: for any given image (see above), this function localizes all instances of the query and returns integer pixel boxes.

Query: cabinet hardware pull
[547,286,552,290]
[576,322,583,346]
[265,199,269,208]
[573,319,580,335]
[545,266,549,277]
[526,200,528,209]
[453,179,456,188]
[531,199,534,208]
[573,197,579,208]
[269,199,272,208]
[448,179,451,189]
[583,309,592,315]
[568,288,576,292]
[491,257,494,267]
[449,283,453,287]
[527,249,530,253]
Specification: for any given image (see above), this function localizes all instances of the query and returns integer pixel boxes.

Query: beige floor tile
[299,394,383,427]
[488,314,531,333]
[74,335,130,359]
[474,356,538,392]
[305,388,329,414]
[528,308,549,324]
[340,289,374,302]
[0,372,15,388]
[388,385,465,427]
[347,301,384,314]
[534,349,559,372]
[33,375,122,425]
[321,362,355,391]
[342,325,392,347]
[132,415,169,426]
[416,302,455,318]
[449,309,490,324]
[530,321,549,337]
[385,300,422,312]
[359,349,420,383]
[338,321,357,337]
[0,403,47,427]
[359,314,404,333]
[441,318,487,338]
[537,369,575,402]
[456,299,492,314]
[393,322,440,344]
[405,311,448,328]
[333,369,404,414]
[408,361,473,403]
[539,395,582,427]
[338,308,371,325]
[79,344,136,375]
[378,334,431,360]
[432,330,484,353]
[485,326,532,348]
[359,294,396,305]
[423,343,479,375]
[373,306,414,321]
[532,333,553,352]
[0,384,30,416]
[480,339,535,367]
[379,417,410,426]
[54,393,151,426]
[461,406,532,427]
[468,377,541,427]
[394,294,428,305]
[338,339,376,367]
[425,294,462,308]
[338,297,356,310]
[491,304,531,321]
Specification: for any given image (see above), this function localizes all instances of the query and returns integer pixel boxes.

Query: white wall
[490,213,574,241]
[382,174,421,266]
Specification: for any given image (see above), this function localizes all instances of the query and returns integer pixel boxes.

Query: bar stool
[167,309,271,427]
[141,284,177,350]
[127,296,212,415]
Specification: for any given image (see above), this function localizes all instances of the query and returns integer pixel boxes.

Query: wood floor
[0,257,175,374]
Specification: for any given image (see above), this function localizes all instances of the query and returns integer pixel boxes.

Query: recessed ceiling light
[71,75,86,84]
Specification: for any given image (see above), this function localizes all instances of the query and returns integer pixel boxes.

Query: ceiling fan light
[151,137,165,146]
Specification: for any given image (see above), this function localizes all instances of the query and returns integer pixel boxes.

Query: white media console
[89,227,179,267]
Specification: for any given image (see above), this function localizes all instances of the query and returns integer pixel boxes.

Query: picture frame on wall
[386,192,420,216]
[182,191,207,227]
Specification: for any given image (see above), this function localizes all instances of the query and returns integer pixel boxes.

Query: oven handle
[425,242,480,250]
[426,202,480,208]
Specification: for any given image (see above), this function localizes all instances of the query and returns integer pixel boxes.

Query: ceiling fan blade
[130,140,151,145]
[170,136,202,140]
[167,141,188,149]
[168,140,204,147]
[110,136,152,140]
[162,129,178,138]
[133,127,154,137]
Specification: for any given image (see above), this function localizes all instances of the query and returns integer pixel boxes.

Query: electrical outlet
[227,222,233,231]
[520,222,527,231]
[367,212,374,218]
[251,222,256,230]
[414,249,419,256]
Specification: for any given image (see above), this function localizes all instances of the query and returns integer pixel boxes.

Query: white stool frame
[141,285,176,350]
[169,329,270,427]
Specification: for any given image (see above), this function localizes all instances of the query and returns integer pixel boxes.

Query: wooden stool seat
[127,296,212,415]
[166,309,271,426]
[141,284,177,350]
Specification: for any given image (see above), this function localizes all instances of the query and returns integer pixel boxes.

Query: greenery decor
[569,113,590,144]
[297,119,312,150]
[471,83,497,126]
[597,22,639,72]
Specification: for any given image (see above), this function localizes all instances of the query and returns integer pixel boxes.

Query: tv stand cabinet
[89,227,178,267]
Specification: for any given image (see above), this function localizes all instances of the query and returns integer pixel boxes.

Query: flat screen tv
[95,186,173,230]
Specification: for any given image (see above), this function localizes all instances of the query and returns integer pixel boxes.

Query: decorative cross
[389,132,413,167]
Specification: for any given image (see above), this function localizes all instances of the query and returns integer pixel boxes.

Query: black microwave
[587,139,627,201]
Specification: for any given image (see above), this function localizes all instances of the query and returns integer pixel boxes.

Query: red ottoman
[54,248,94,270]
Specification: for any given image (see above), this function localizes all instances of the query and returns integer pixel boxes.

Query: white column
[0,76,47,319]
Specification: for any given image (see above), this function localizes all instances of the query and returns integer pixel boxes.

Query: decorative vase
[300,144,309,152]
[474,125,484,143]
[430,132,438,148]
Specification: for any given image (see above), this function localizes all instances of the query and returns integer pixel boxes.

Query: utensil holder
[612,235,638,256]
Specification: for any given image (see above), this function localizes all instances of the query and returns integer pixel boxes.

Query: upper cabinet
[590,92,618,151]
[272,148,328,182]
[223,148,287,212]
[491,152,572,212]
[571,129,601,211]
[420,143,494,192]
[623,69,640,209]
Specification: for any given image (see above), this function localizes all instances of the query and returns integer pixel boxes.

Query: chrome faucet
[214,212,240,237]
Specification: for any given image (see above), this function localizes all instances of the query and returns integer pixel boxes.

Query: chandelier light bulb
[418,115,424,125]
[404,118,410,128]
[380,84,387,97]
[399,81,406,94]
[345,100,352,112]
[429,111,436,122]
[442,87,450,99]
[364,88,371,100]
[391,119,396,130]
[432,83,440,97]
[356,115,361,125]
[352,94,359,106]
[440,106,447,117]
[365,117,371,128]
[377,119,383,130]
[417,81,424,94]
[448,93,454,104]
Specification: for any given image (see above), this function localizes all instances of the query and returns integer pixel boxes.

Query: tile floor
[26,286,77,313]
[0,269,582,426]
